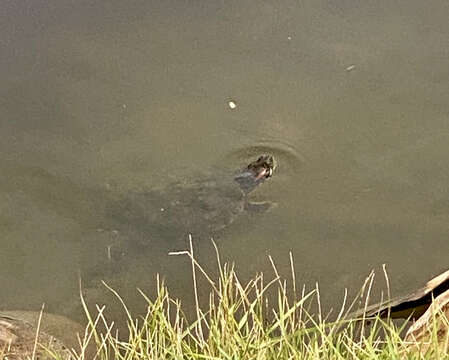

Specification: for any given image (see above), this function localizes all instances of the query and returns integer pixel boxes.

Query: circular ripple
[224,139,306,178]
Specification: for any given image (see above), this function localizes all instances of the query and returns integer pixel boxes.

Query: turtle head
[234,155,276,194]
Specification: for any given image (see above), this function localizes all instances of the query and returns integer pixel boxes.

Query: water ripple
[225,138,306,178]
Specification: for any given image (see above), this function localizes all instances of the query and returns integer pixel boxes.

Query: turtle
[106,155,276,245]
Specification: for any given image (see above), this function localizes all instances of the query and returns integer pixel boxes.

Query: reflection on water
[1,0,449,327]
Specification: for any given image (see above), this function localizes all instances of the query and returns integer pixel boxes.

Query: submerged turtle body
[108,155,276,242]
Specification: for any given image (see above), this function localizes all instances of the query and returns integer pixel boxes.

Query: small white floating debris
[107,245,112,260]
[160,207,165,212]
[228,100,237,109]
[287,35,292,40]
[111,230,119,235]
[346,64,356,71]
[122,104,127,109]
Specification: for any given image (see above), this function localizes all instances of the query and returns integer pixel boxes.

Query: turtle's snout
[250,155,275,180]
[234,154,275,193]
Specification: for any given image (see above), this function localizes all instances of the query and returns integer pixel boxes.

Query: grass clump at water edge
[20,238,449,360]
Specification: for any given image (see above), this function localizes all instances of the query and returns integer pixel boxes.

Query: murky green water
[1,0,449,326]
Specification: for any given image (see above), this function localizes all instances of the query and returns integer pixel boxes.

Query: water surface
[1,0,449,325]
